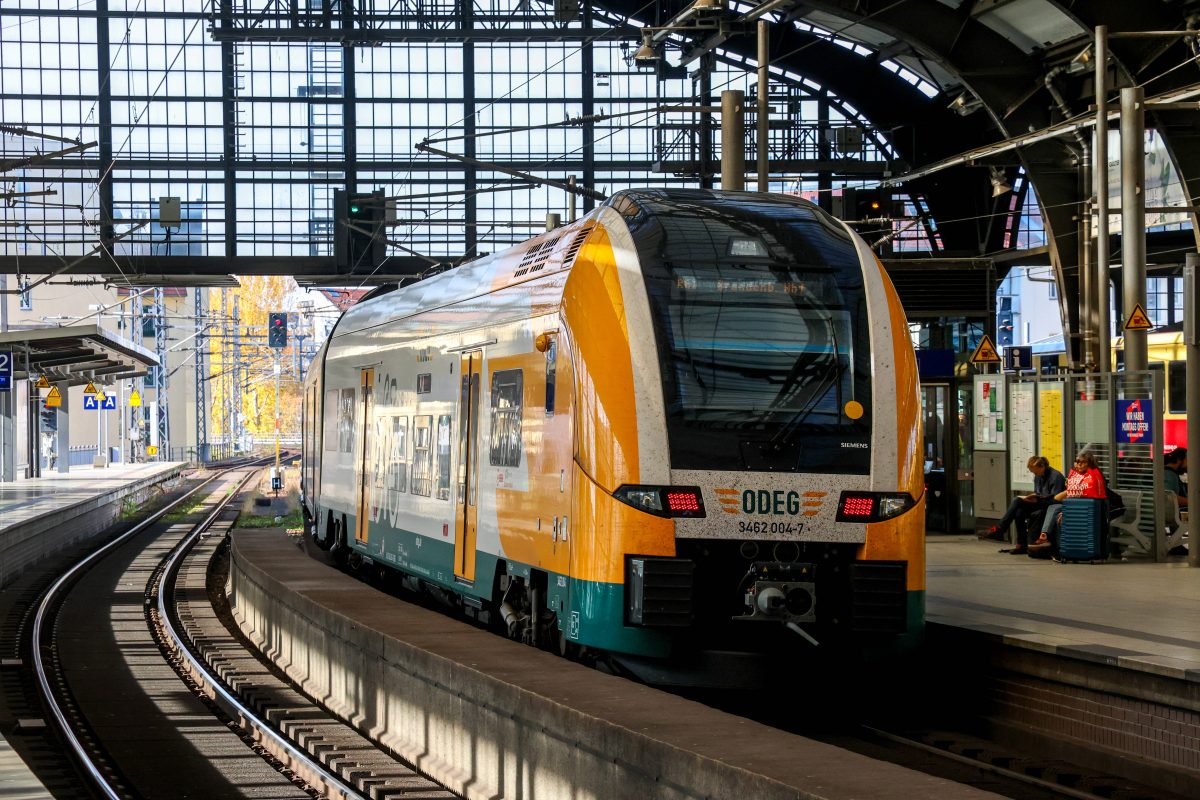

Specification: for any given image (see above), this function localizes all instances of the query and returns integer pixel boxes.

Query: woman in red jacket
[1031,452,1106,553]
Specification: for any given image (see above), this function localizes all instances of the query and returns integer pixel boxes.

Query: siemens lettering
[742,490,803,515]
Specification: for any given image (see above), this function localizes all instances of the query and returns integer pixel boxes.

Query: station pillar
[56,381,70,474]
[0,389,13,482]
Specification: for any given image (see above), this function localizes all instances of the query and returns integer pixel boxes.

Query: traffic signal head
[268,312,288,348]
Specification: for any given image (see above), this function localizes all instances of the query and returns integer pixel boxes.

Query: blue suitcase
[1058,497,1109,562]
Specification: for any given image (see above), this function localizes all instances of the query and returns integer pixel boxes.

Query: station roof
[0,325,160,388]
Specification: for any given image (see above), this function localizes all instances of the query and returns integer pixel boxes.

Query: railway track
[28,458,455,800]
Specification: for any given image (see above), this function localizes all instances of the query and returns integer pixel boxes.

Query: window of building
[489,369,523,467]
[1048,281,1057,300]
[417,373,431,394]
[18,286,32,311]
[411,415,433,496]
[436,414,452,500]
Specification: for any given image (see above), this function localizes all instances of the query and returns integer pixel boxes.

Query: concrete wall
[228,533,998,800]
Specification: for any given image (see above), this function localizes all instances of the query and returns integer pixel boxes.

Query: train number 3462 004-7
[738,521,804,535]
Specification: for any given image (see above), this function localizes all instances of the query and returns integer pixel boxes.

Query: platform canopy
[0,325,159,388]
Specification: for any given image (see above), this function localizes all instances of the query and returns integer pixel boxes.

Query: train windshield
[618,191,872,473]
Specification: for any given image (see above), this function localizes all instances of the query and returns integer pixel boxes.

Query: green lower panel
[564,578,673,658]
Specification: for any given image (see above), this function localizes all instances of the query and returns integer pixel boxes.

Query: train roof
[331,189,836,339]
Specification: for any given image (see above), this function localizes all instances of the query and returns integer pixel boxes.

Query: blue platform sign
[1004,345,1033,372]
[0,351,10,391]
[84,393,118,411]
[1115,399,1153,444]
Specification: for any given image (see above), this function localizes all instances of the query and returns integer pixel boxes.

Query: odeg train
[300,189,925,683]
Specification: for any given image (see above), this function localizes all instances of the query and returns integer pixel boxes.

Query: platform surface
[0,462,183,535]
[927,535,1200,681]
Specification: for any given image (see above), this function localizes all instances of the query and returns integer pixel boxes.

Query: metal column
[194,288,208,461]
[462,0,478,257]
[1094,26,1112,372]
[1120,86,1148,373]
[581,1,596,213]
[153,287,170,458]
[55,380,69,473]
[720,90,745,191]
[1185,253,1200,567]
[756,21,769,192]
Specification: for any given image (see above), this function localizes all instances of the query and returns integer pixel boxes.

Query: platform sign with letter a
[0,351,11,391]
[101,392,117,410]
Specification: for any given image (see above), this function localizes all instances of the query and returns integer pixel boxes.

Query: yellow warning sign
[34,375,50,389]
[94,391,106,404]
[84,382,98,395]
[45,386,62,408]
[147,445,158,456]
[129,390,142,407]
[970,334,1002,365]
[1124,302,1154,331]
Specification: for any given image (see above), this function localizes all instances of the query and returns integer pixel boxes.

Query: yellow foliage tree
[207,276,304,445]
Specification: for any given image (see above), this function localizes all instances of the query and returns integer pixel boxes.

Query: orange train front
[301,189,924,684]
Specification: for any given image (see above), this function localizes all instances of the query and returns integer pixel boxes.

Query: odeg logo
[742,490,802,515]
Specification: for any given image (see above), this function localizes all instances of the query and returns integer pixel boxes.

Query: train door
[921,382,955,532]
[355,368,374,544]
[455,352,482,583]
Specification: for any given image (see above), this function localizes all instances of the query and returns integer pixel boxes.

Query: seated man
[1165,448,1188,555]
[982,456,1066,554]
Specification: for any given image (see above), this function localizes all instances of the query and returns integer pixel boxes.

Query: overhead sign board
[45,386,62,408]
[970,334,1002,365]
[0,351,10,392]
[1115,399,1153,444]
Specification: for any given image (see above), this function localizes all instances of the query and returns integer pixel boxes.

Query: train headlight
[613,485,706,518]
[836,491,915,522]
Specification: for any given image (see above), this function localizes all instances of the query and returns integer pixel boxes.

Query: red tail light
[666,490,702,513]
[836,491,916,522]
[839,495,875,518]
[614,485,707,518]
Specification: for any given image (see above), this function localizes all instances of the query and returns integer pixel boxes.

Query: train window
[436,415,453,500]
[411,416,433,496]
[417,373,432,394]
[490,369,524,467]
[323,389,339,451]
[545,338,556,415]
[389,416,408,494]
[1168,361,1186,414]
[338,388,356,453]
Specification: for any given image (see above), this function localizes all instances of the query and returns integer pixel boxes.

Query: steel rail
[154,468,366,800]
[30,457,257,800]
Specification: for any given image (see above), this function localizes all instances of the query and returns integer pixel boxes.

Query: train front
[585,190,924,681]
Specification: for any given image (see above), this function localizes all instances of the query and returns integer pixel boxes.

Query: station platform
[925,535,1200,794]
[0,462,186,587]
[0,461,186,798]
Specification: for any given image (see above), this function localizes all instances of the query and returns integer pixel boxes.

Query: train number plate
[738,520,804,536]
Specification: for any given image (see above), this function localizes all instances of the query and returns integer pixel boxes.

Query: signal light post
[268,312,287,493]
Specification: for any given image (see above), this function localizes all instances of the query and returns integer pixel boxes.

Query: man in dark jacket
[981,456,1067,554]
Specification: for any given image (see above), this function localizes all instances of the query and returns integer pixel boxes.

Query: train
[1034,329,1187,449]
[300,189,925,684]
